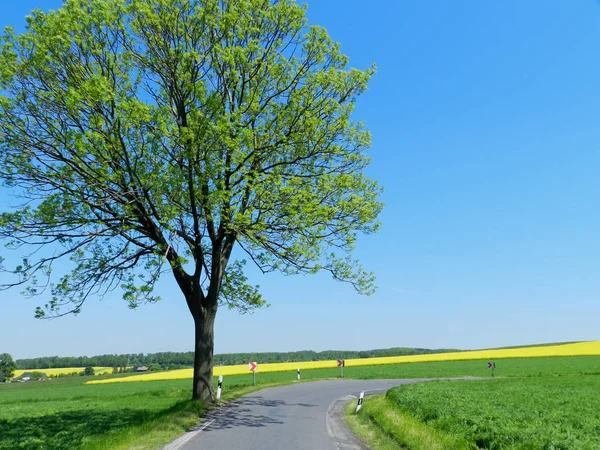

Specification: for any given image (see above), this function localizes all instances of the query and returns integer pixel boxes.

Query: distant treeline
[16,347,461,370]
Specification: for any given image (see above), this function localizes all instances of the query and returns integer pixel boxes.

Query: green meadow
[1,355,599,450]
[346,356,600,450]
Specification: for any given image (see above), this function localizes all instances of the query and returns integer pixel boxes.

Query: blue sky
[1,0,599,359]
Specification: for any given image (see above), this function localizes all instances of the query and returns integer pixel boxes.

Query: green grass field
[0,377,200,450]
[346,357,600,450]
[1,355,599,450]
[388,376,600,449]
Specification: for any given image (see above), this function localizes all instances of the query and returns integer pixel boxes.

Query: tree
[84,366,95,376]
[0,0,382,402]
[0,353,17,382]
[29,371,45,381]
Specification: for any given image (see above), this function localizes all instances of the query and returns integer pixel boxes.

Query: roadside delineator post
[249,362,257,385]
[355,391,364,413]
[297,368,300,381]
[337,359,344,377]
[216,375,223,400]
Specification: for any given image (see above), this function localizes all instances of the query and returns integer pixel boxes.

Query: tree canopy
[0,0,382,400]
[0,353,17,381]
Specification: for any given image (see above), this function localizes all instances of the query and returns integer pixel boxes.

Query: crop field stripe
[13,367,114,377]
[87,340,600,384]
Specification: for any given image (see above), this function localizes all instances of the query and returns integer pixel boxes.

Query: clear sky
[1,1,599,359]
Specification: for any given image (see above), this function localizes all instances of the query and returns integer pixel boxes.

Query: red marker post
[487,361,496,377]
[337,359,345,378]
[249,361,258,385]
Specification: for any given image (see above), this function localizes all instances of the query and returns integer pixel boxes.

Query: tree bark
[192,305,217,402]
[187,237,233,402]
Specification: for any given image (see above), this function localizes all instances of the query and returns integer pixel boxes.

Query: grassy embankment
[345,358,600,450]
[2,354,600,450]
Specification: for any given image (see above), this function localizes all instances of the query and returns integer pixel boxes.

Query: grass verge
[345,374,600,450]
[385,375,600,450]
[344,395,474,450]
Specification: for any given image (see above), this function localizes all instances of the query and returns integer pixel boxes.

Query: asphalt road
[164,378,477,450]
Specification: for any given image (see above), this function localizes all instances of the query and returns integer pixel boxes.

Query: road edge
[326,394,366,450]
[161,419,214,450]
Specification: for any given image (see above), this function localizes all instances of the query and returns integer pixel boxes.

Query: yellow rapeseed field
[87,340,600,385]
[14,367,114,377]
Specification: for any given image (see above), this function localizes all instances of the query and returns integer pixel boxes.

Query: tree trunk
[192,306,217,402]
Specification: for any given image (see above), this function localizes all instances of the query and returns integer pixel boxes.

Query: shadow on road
[202,395,318,431]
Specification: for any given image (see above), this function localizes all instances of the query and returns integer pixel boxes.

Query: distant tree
[84,366,95,376]
[0,0,382,402]
[29,371,45,381]
[0,353,17,381]
[14,346,463,371]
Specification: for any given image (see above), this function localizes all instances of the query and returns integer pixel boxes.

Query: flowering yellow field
[87,340,600,385]
[14,367,114,377]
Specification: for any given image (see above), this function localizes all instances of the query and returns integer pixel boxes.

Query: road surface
[163,378,480,450]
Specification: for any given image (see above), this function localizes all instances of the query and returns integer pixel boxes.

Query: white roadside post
[297,368,300,381]
[216,375,223,400]
[355,392,364,413]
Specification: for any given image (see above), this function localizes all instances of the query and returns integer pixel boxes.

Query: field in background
[88,340,600,384]
[2,355,599,450]
[13,367,114,377]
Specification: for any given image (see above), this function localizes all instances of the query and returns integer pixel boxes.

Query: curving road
[163,378,480,450]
